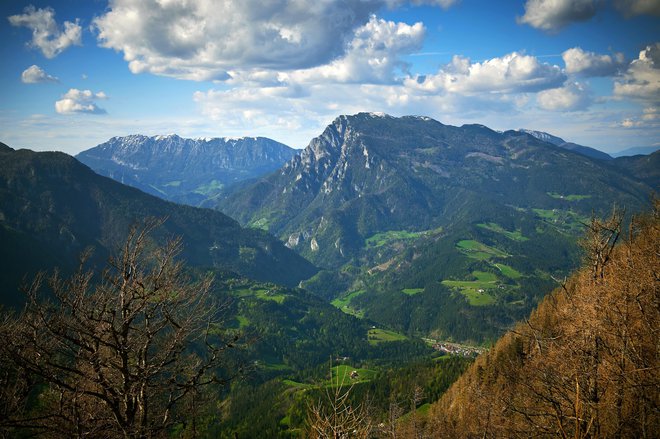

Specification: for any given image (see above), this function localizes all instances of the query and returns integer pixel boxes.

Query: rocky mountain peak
[217,113,651,268]
[281,113,385,197]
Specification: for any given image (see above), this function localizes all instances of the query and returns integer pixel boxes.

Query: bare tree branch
[0,218,235,439]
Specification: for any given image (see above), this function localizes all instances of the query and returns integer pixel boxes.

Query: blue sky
[1,0,658,154]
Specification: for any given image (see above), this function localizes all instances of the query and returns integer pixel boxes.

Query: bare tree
[306,363,373,439]
[581,206,623,280]
[407,385,425,439]
[429,202,659,438]
[380,400,404,439]
[0,219,236,439]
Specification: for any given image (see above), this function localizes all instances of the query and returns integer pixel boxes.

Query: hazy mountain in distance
[611,145,659,157]
[76,134,298,206]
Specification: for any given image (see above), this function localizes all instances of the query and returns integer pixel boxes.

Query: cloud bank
[94,0,393,81]
[11,0,651,153]
[193,49,573,147]
[407,52,566,94]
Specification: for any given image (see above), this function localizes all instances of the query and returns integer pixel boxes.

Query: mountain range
[0,113,657,437]
[217,113,651,267]
[0,140,437,438]
[205,113,653,343]
[0,144,315,306]
[2,115,656,341]
[69,114,657,343]
[76,134,297,206]
[611,145,659,157]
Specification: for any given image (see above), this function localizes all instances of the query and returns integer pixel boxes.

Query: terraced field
[330,364,377,384]
[547,192,591,201]
[532,208,590,234]
[402,288,424,295]
[494,263,522,279]
[368,328,408,345]
[456,240,508,260]
[477,222,528,241]
[445,230,528,306]
[442,271,499,306]
[233,287,288,304]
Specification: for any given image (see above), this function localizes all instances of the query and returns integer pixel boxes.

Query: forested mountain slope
[218,113,650,268]
[611,149,660,188]
[217,113,654,343]
[425,205,659,438]
[0,145,316,306]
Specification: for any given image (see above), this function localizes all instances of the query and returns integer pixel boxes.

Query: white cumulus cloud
[614,0,660,17]
[562,47,624,76]
[55,89,108,115]
[21,65,59,83]
[281,16,425,85]
[613,43,660,103]
[193,50,573,147]
[93,0,459,82]
[518,0,601,31]
[94,0,385,81]
[405,52,566,94]
[8,6,82,58]
[537,81,592,111]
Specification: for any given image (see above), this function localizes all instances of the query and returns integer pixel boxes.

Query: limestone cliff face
[217,113,652,268]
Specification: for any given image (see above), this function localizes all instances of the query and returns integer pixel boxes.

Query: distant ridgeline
[517,128,613,161]
[76,134,298,206]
